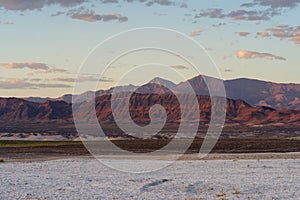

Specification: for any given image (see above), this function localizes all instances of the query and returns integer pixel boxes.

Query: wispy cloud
[36,83,71,88]
[0,78,71,89]
[236,31,250,36]
[291,35,300,44]
[53,75,113,83]
[227,9,272,20]
[53,77,75,83]
[0,62,69,74]
[54,8,128,22]
[195,8,225,19]
[195,7,280,21]
[224,68,233,72]
[0,0,189,12]
[190,29,204,37]
[100,0,119,3]
[124,0,187,8]
[212,22,226,27]
[237,50,286,60]
[169,65,188,70]
[46,68,69,73]
[257,25,300,44]
[256,31,270,38]
[241,0,300,9]
[51,11,65,17]
[0,62,49,70]
[72,12,124,22]
[0,0,87,11]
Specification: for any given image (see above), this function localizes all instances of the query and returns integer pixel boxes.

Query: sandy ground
[3,151,300,162]
[0,157,299,199]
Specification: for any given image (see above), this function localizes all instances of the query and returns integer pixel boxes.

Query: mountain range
[1,75,300,131]
[0,76,300,131]
[1,93,299,126]
[24,75,300,110]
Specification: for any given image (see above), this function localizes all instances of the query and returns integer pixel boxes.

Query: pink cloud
[237,50,286,61]
[190,29,204,37]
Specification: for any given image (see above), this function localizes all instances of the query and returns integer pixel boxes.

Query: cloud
[0,62,49,70]
[146,0,176,7]
[240,0,300,23]
[53,0,87,7]
[224,69,233,72]
[36,83,72,88]
[101,13,128,22]
[123,0,147,2]
[0,78,71,89]
[195,8,225,19]
[241,0,300,9]
[258,25,300,44]
[0,0,46,11]
[53,77,75,82]
[100,77,113,82]
[100,0,119,3]
[256,31,270,37]
[169,65,188,70]
[237,50,286,60]
[51,11,65,17]
[190,29,204,37]
[63,8,128,22]
[53,75,113,82]
[0,62,69,74]
[227,9,271,20]
[124,0,187,8]
[195,7,279,21]
[212,22,226,27]
[0,62,68,75]
[0,0,86,11]
[236,31,250,36]
[258,0,300,8]
[290,35,300,44]
[268,25,296,38]
[0,79,35,89]
[0,0,188,13]
[29,78,42,82]
[41,67,69,74]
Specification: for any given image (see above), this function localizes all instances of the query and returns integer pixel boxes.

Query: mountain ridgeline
[24,75,300,110]
[1,79,300,127]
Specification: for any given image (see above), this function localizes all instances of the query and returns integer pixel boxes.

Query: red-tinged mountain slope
[2,91,300,126]
[74,93,300,126]
[0,98,72,122]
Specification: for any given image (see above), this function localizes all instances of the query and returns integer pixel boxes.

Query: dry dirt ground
[1,138,300,162]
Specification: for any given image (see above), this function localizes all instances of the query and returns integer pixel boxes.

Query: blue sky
[0,0,299,97]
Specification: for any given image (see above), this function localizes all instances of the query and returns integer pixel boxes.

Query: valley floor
[0,157,299,199]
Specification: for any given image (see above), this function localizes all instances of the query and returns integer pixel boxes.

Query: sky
[0,0,299,97]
